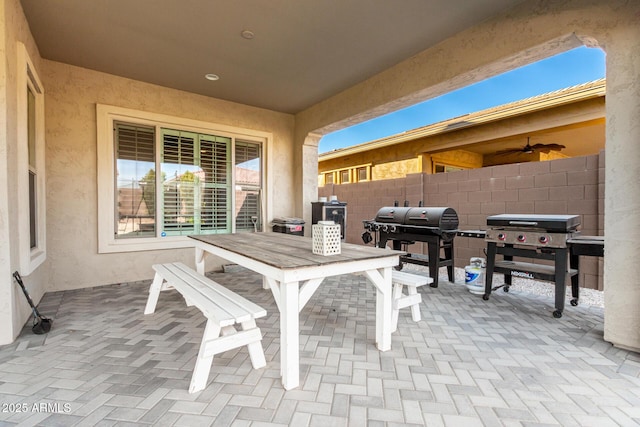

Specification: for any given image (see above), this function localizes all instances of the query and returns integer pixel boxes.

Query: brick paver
[1,267,639,426]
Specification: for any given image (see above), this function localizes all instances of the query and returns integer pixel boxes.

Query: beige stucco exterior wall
[0,0,11,345]
[0,0,49,344]
[371,158,421,181]
[42,60,295,292]
[298,0,640,351]
[602,14,640,352]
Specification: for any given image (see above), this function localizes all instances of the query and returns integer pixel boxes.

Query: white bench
[144,262,267,393]
[391,270,433,332]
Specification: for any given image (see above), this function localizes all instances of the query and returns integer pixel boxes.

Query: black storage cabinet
[272,217,305,236]
[311,200,347,239]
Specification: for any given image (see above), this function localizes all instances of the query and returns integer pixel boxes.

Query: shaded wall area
[319,152,604,290]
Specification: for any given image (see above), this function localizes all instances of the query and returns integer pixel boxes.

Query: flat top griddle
[486,214,580,232]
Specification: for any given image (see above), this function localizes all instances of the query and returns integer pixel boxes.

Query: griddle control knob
[517,234,526,243]
[497,233,506,241]
[539,235,549,244]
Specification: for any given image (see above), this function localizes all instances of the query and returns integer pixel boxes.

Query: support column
[300,133,321,236]
[603,25,640,351]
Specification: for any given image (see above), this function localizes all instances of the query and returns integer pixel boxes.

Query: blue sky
[318,46,606,154]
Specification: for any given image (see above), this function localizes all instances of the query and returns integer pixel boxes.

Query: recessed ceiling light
[241,29,255,40]
[205,73,219,81]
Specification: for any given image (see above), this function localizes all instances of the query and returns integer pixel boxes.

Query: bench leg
[144,273,165,315]
[190,320,222,394]
[391,284,423,332]
[407,286,422,322]
[241,319,266,369]
[189,320,266,394]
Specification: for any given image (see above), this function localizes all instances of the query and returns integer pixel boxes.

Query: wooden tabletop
[189,232,402,270]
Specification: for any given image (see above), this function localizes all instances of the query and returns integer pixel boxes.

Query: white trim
[97,104,272,253]
[16,42,46,274]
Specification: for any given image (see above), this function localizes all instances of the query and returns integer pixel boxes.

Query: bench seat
[144,262,267,393]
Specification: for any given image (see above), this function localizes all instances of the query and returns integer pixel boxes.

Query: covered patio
[1,269,639,426]
[2,0,640,424]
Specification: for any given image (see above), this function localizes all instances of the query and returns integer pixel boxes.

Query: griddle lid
[486,214,580,232]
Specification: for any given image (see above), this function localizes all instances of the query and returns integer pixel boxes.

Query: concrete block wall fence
[319,151,605,291]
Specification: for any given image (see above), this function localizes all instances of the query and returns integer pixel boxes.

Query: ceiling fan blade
[531,143,566,153]
[493,141,565,156]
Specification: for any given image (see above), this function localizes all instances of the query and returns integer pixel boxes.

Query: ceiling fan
[494,137,565,155]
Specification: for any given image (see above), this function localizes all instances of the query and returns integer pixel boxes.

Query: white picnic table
[189,232,403,390]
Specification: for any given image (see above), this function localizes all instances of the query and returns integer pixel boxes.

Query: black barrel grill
[363,206,459,286]
[483,214,583,318]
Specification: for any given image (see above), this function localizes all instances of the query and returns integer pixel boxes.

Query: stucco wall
[320,152,604,290]
[1,0,49,343]
[602,11,640,352]
[42,60,295,291]
[0,0,12,345]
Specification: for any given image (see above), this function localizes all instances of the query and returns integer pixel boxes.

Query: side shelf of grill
[493,260,578,282]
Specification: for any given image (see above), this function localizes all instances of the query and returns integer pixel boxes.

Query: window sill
[98,235,195,254]
[21,248,46,276]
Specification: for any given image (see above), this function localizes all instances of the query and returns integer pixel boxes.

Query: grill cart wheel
[553,310,563,318]
[570,299,578,306]
[503,286,510,292]
[482,294,490,301]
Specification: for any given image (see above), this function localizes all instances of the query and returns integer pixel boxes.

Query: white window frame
[97,104,272,253]
[17,42,46,274]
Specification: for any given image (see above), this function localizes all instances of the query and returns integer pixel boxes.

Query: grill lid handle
[508,221,538,226]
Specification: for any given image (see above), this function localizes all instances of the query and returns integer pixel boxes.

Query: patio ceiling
[20,0,525,114]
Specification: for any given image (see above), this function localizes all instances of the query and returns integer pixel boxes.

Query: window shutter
[161,130,196,233]
[162,130,195,165]
[115,122,156,238]
[200,135,230,231]
[116,123,154,162]
[235,141,261,231]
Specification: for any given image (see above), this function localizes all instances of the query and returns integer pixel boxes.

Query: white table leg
[280,280,300,390]
[195,247,206,275]
[365,267,392,351]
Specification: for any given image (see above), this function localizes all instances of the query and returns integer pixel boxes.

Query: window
[320,164,370,186]
[115,123,156,238]
[159,129,232,236]
[434,163,465,173]
[17,42,46,274]
[340,169,350,184]
[98,105,270,253]
[356,166,369,182]
[324,172,334,185]
[235,141,262,232]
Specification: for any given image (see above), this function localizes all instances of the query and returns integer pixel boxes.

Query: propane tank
[465,257,485,294]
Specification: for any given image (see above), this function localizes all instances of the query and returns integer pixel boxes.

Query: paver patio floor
[1,267,639,426]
